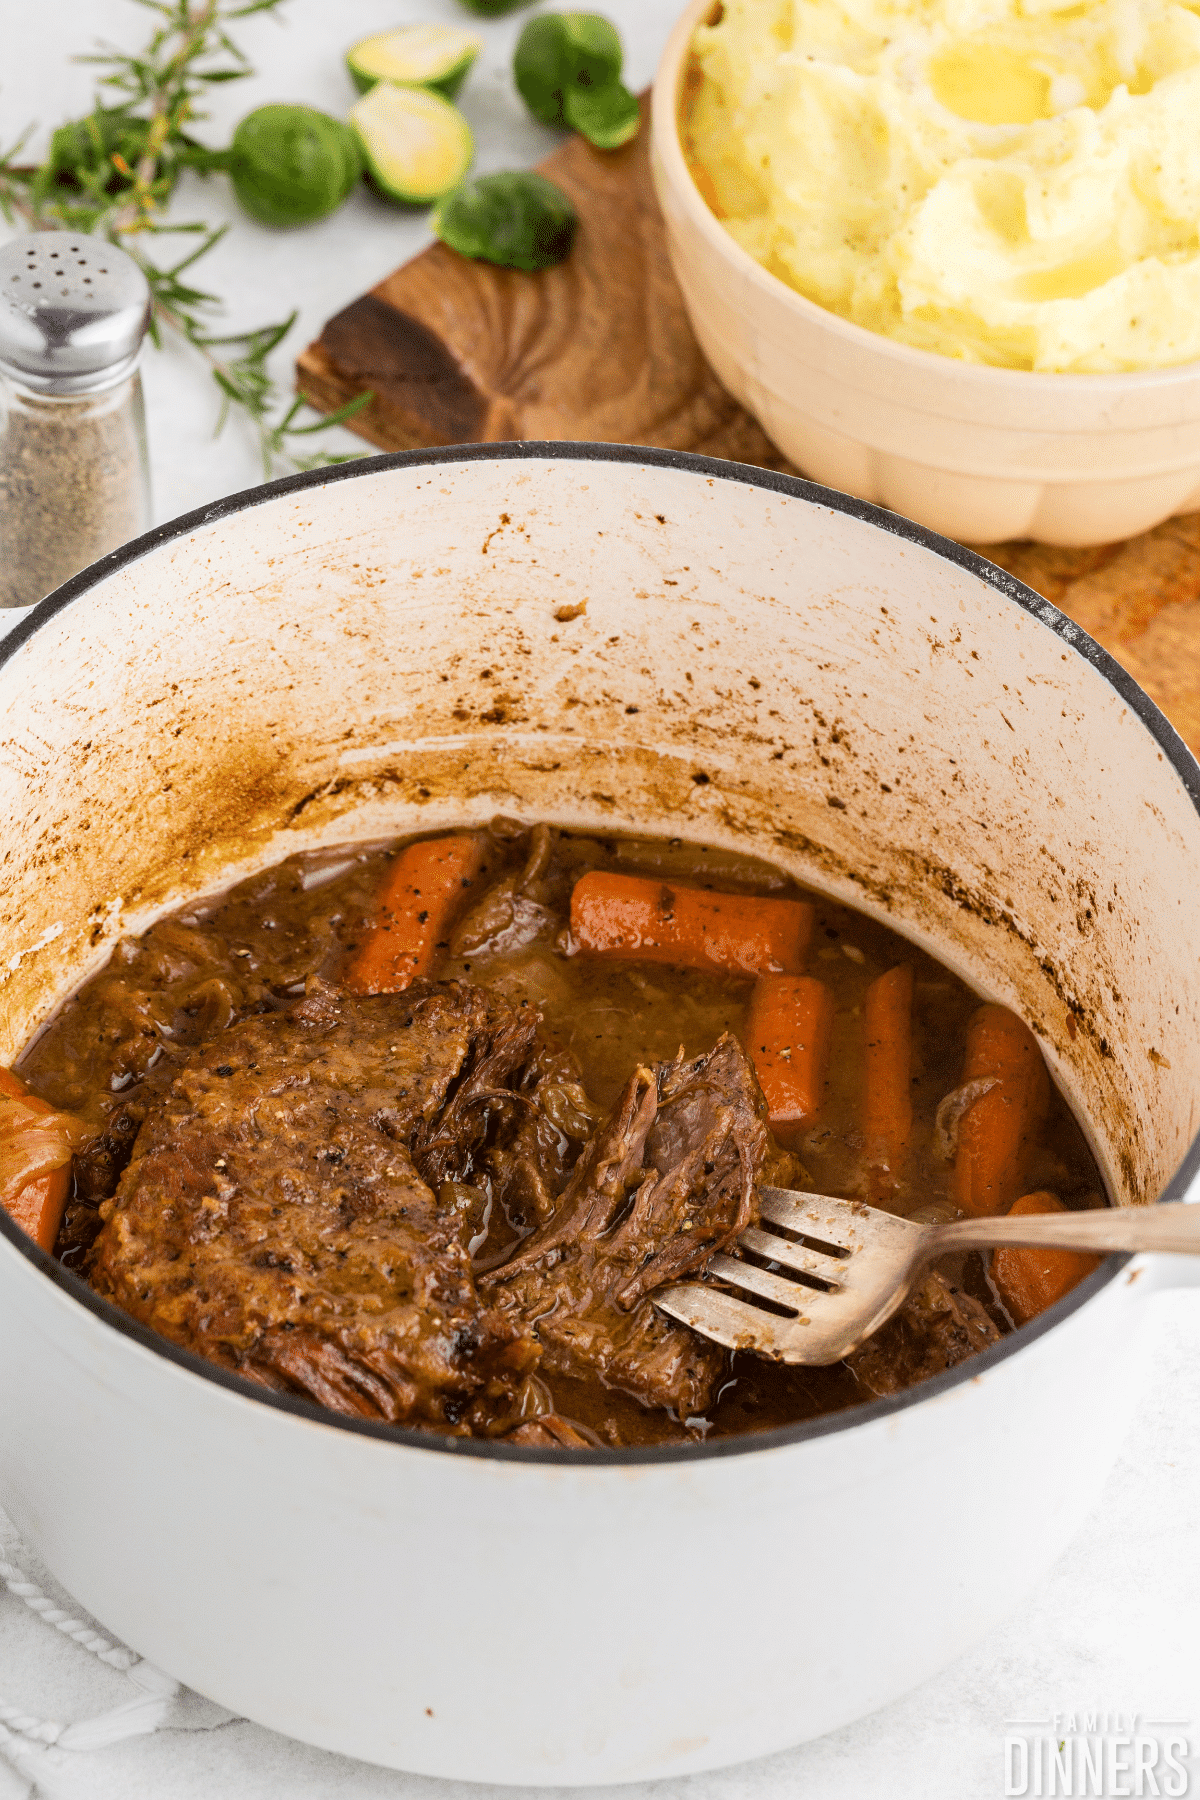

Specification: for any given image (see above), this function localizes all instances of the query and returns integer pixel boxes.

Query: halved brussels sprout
[346,24,483,101]
[433,170,577,271]
[563,80,639,148]
[350,84,474,206]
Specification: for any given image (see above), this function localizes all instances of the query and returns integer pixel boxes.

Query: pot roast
[87,977,776,1431]
[9,821,1104,1447]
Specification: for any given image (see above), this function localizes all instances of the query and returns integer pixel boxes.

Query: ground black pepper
[0,232,151,608]
[0,374,150,608]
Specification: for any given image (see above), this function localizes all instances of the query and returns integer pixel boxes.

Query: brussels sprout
[513,14,637,148]
[457,0,532,16]
[514,13,623,127]
[229,105,363,228]
[346,24,482,101]
[351,84,474,206]
[433,170,577,271]
[563,79,640,148]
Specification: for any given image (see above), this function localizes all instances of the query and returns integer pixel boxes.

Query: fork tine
[704,1253,816,1312]
[653,1280,807,1355]
[737,1226,844,1285]
[655,1190,932,1365]
[758,1186,865,1253]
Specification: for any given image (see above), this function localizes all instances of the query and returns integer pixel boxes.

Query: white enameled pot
[0,447,1198,1785]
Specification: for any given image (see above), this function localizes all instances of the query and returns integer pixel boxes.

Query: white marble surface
[2,3,1199,1795]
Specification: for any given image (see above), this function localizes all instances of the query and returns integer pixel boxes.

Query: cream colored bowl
[650,1,1200,548]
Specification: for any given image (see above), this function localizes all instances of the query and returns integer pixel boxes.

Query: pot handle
[1130,1195,1200,1294]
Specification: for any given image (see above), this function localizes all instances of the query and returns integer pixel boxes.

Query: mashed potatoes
[686,0,1200,370]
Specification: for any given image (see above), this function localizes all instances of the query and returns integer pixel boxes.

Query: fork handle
[927,1201,1200,1259]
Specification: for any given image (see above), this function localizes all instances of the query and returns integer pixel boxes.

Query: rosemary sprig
[0,0,371,480]
[140,222,372,477]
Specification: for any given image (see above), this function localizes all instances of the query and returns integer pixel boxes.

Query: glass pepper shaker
[0,231,152,609]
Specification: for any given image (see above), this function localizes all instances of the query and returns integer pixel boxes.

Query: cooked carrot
[952,1004,1050,1217]
[345,834,494,995]
[744,975,835,1128]
[570,872,813,979]
[863,964,913,1202]
[0,1068,72,1254]
[993,1191,1101,1325]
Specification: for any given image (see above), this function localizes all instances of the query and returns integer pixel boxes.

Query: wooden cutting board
[296,101,1200,760]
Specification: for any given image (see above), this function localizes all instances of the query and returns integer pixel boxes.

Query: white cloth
[0,1513,234,1796]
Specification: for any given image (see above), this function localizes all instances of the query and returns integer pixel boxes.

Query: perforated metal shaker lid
[0,232,151,394]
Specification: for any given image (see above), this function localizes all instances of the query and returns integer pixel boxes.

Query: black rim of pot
[2,440,1197,1467]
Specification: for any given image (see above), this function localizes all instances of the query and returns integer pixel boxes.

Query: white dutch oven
[0,446,1197,1784]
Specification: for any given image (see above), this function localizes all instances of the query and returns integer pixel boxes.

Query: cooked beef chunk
[450,823,562,959]
[483,1043,602,1235]
[409,986,541,1191]
[846,1268,1001,1397]
[57,1071,185,1267]
[507,1413,601,1448]
[80,932,994,1439]
[88,979,541,1430]
[483,1033,769,1417]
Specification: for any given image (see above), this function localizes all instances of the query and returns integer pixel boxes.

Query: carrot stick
[992,1191,1101,1325]
[863,964,913,1203]
[344,834,494,995]
[744,975,834,1128]
[952,1005,1050,1217]
[0,1068,72,1254]
[571,872,813,979]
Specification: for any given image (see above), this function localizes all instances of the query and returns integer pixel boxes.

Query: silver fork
[653,1186,1200,1364]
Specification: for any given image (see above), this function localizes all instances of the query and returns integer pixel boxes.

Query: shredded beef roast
[481,1042,601,1232]
[85,961,988,1440]
[87,980,770,1435]
[507,1413,601,1448]
[88,978,542,1431]
[482,1034,769,1419]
